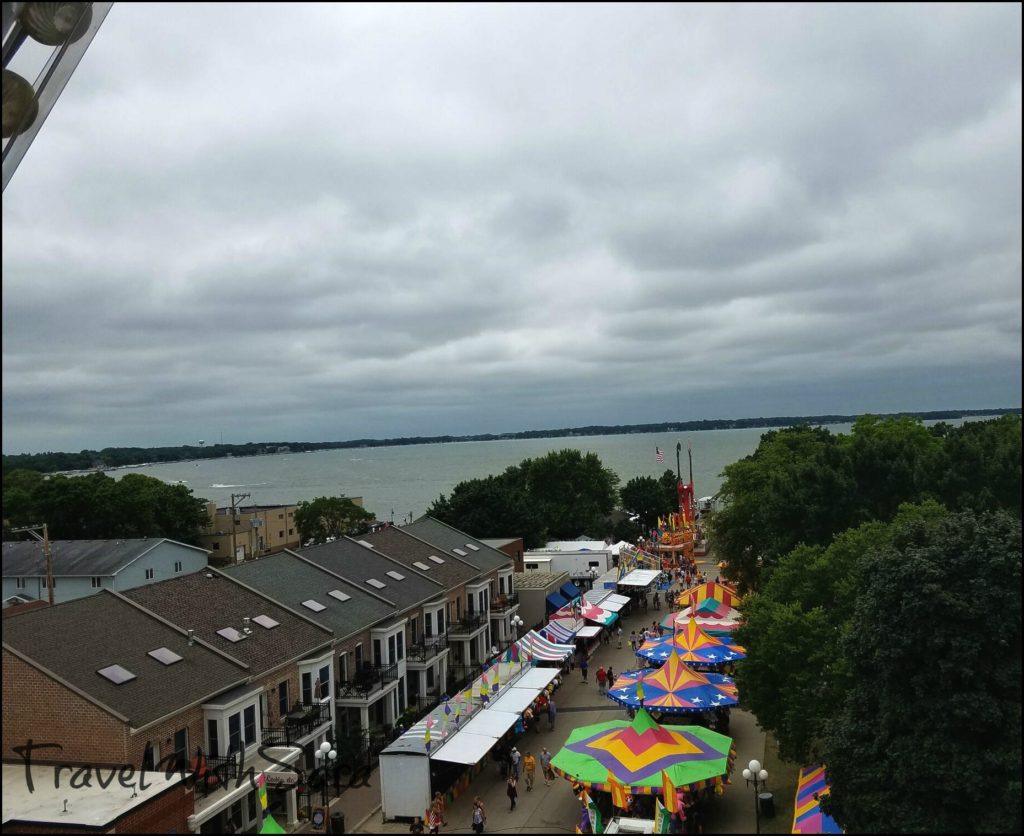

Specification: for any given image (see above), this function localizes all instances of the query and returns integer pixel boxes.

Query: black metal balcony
[449,612,485,636]
[263,701,332,746]
[193,753,239,798]
[490,591,519,612]
[408,632,448,662]
[336,662,399,698]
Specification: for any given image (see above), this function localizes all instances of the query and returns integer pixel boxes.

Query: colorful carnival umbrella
[793,765,843,834]
[607,651,738,713]
[676,581,741,611]
[660,599,744,636]
[638,619,746,666]
[551,708,735,795]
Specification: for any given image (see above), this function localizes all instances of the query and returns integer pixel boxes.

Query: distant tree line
[3,408,1018,476]
[711,413,1021,833]
[2,470,210,544]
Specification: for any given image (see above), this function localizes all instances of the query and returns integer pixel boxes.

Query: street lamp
[510,615,524,642]
[588,567,599,590]
[313,740,337,806]
[742,758,769,835]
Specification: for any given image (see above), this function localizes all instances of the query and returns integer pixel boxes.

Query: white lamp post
[313,740,337,806]
[741,758,769,834]
[510,615,524,642]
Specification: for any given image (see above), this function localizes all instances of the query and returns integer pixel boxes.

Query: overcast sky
[2,3,1021,454]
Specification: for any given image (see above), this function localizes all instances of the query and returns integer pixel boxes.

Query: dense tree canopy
[712,415,1022,592]
[820,510,1021,834]
[1,470,209,543]
[293,496,376,544]
[428,449,619,547]
[619,469,680,530]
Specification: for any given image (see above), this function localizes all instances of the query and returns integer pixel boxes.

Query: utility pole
[230,493,250,563]
[9,524,54,605]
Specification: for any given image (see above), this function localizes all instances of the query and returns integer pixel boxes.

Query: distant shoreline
[3,408,1019,475]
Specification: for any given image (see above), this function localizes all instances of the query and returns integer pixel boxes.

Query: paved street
[344,555,766,834]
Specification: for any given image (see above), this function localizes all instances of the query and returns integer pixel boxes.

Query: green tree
[294,496,376,544]
[619,469,679,532]
[428,449,620,547]
[711,426,858,592]
[821,510,1022,834]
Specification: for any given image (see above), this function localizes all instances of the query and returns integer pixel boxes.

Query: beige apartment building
[200,498,364,564]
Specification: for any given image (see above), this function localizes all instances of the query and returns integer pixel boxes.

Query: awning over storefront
[543,617,578,644]
[431,732,500,765]
[517,630,575,662]
[546,592,569,611]
[618,569,662,587]
[560,581,582,601]
[577,625,603,639]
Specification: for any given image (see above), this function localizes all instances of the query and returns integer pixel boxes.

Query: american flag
[655,447,665,463]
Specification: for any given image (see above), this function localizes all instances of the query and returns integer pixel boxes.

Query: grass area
[759,731,802,834]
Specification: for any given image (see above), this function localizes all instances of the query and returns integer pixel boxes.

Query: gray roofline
[109,538,210,577]
[2,642,130,724]
[341,535,454,588]
[283,548,400,607]
[410,516,510,572]
[130,674,253,735]
[107,590,249,672]
[208,567,338,636]
[383,528,484,579]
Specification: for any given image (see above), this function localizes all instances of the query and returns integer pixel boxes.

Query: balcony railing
[193,753,239,798]
[490,592,519,612]
[449,612,485,636]
[262,702,332,746]
[336,662,399,698]
[408,632,449,662]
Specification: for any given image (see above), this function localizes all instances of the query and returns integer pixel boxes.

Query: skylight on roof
[413,561,431,571]
[366,578,387,589]
[302,600,327,612]
[386,570,405,581]
[452,548,467,556]
[217,627,245,642]
[148,647,183,665]
[429,555,445,564]
[98,664,137,685]
[358,540,374,548]
[253,614,279,629]
[465,543,480,551]
[328,589,351,602]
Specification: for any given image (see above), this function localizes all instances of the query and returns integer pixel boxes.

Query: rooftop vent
[413,561,431,571]
[328,589,351,602]
[386,570,405,581]
[465,543,480,551]
[452,548,467,556]
[252,614,279,629]
[302,600,327,613]
[148,647,183,666]
[216,627,245,642]
[429,555,445,564]
[366,578,387,589]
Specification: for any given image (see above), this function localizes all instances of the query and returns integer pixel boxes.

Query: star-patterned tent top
[550,708,736,795]
[637,619,746,666]
[607,651,739,713]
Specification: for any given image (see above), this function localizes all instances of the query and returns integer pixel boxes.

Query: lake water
[110,419,982,520]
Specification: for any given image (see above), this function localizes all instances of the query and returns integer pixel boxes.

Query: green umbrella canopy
[259,814,286,834]
[551,708,735,795]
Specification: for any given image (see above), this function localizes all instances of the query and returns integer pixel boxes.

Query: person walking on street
[471,798,486,834]
[580,657,589,682]
[630,630,637,651]
[617,625,623,649]
[596,666,607,693]
[540,747,554,786]
[547,697,557,730]
[507,774,519,810]
[607,666,615,688]
[509,746,521,778]
[523,751,536,790]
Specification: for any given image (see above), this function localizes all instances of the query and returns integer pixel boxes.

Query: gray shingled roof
[405,517,510,573]
[124,571,333,677]
[361,527,481,587]
[1,538,205,577]
[2,590,247,729]
[295,538,445,609]
[223,552,393,639]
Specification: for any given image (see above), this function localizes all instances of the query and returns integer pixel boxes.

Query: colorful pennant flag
[608,772,629,810]
[257,772,268,810]
[661,771,678,813]
[653,798,671,833]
